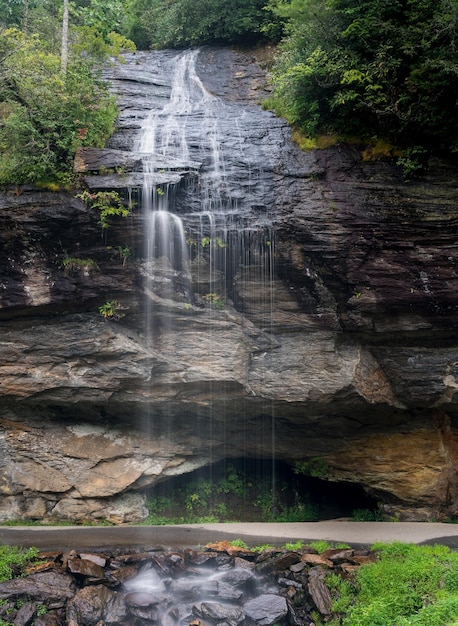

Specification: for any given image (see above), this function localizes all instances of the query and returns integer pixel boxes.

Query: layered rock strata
[0,47,457,522]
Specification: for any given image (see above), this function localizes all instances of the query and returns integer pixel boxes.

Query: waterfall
[136,49,236,297]
[136,51,195,276]
[131,47,278,515]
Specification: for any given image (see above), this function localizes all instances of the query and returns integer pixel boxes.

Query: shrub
[99,300,125,320]
[62,257,99,273]
[126,0,282,48]
[0,29,117,185]
[294,457,329,479]
[268,0,458,159]
[352,508,383,522]
[78,190,129,229]
[145,463,321,524]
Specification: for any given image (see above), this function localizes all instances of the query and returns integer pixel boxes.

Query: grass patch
[0,546,39,582]
[327,542,458,626]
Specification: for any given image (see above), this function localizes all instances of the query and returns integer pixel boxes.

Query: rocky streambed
[0,540,373,625]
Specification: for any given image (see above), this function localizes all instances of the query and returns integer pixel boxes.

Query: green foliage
[338,542,458,626]
[283,540,304,551]
[73,0,128,37]
[78,190,129,229]
[107,244,133,266]
[396,146,429,181]
[99,300,125,320]
[203,293,225,310]
[0,28,118,185]
[229,538,249,549]
[0,545,39,582]
[145,463,320,524]
[251,543,275,553]
[274,502,319,522]
[72,26,135,62]
[268,0,458,157]
[309,540,333,554]
[294,457,330,479]
[218,464,247,496]
[125,0,282,48]
[200,236,228,249]
[62,256,99,273]
[116,245,132,266]
[352,508,383,522]
[326,571,355,614]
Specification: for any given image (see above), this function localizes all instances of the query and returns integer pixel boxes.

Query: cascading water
[129,48,278,514]
[135,49,274,306]
[136,52,197,280]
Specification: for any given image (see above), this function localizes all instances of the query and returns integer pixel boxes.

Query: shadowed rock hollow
[0,47,458,524]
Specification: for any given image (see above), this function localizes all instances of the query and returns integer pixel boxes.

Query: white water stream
[136,49,231,276]
[133,47,278,520]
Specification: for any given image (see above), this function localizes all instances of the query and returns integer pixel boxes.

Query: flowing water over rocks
[0,541,375,625]
[1,47,458,523]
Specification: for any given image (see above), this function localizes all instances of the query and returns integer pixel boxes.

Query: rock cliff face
[0,47,458,523]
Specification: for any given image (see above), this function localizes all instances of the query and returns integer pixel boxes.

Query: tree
[0,28,117,184]
[268,0,458,155]
[125,0,281,48]
[61,0,68,73]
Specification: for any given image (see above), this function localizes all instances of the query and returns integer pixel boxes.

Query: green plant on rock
[229,539,249,549]
[294,457,330,479]
[62,256,99,273]
[352,507,383,522]
[98,300,125,320]
[201,236,228,249]
[203,293,225,310]
[0,546,39,582]
[106,245,133,266]
[78,190,129,229]
[397,146,429,182]
[284,540,304,551]
[251,543,275,553]
[309,540,333,554]
[116,245,132,267]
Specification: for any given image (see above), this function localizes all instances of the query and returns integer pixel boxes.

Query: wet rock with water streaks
[0,47,458,522]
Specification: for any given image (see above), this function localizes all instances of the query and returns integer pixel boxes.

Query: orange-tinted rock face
[0,48,458,523]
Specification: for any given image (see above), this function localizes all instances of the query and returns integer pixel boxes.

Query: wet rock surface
[0,47,458,522]
[0,542,374,625]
